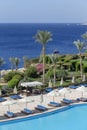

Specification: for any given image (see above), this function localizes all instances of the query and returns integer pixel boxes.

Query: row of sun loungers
[3,99,72,118]
[0,95,22,102]
[1,95,87,119]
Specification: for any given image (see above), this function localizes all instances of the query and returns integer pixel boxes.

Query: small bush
[24,66,38,78]
[4,71,23,82]
[46,68,54,78]
[45,55,52,64]
[8,78,19,88]
[13,74,23,81]
[57,69,68,79]
[83,65,87,72]
[70,60,78,71]
[76,61,80,72]
[64,55,73,62]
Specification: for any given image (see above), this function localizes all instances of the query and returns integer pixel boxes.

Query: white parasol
[2,100,16,111]
[40,93,44,104]
[18,97,34,108]
[48,80,52,88]
[59,88,71,98]
[13,86,17,94]
[72,76,75,83]
[82,75,86,82]
[47,89,59,101]
[60,77,64,85]
[0,89,2,96]
[76,85,87,97]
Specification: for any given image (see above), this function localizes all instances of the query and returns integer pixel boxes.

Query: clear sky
[0,0,87,23]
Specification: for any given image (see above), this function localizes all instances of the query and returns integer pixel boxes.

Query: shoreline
[1,68,26,75]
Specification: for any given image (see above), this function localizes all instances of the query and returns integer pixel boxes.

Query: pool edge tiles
[0,103,87,125]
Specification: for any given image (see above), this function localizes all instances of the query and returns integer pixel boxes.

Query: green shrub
[76,61,80,72]
[24,66,38,78]
[64,55,73,62]
[75,61,86,72]
[45,55,52,64]
[57,69,68,79]
[46,68,53,78]
[30,58,39,63]
[13,74,22,80]
[70,60,78,71]
[4,71,23,82]
[72,55,79,59]
[83,65,87,72]
[0,85,2,89]
[8,78,19,88]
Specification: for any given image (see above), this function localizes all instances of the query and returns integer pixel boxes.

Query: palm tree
[34,30,52,83]
[0,58,5,81]
[14,57,20,70]
[23,56,30,69]
[9,57,15,71]
[73,40,86,78]
[82,32,87,51]
[82,32,87,40]
[49,54,58,87]
[0,58,5,67]
[9,57,20,70]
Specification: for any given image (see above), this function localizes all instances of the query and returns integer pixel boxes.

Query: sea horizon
[0,23,87,70]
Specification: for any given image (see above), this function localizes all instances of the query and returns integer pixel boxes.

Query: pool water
[0,104,87,130]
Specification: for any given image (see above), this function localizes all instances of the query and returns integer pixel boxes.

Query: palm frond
[81,32,87,39]
[73,40,86,51]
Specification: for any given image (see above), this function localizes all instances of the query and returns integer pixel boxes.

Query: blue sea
[0,23,87,70]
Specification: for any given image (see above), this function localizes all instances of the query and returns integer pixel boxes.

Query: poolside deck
[0,89,87,121]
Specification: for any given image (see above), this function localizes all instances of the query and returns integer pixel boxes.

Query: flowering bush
[36,63,43,73]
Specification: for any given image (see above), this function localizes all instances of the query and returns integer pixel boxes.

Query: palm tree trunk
[79,52,83,79]
[53,65,56,87]
[0,71,1,82]
[42,45,45,84]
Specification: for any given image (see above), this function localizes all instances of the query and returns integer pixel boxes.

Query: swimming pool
[0,104,87,130]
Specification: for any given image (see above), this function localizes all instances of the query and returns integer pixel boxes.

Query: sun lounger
[58,87,64,90]
[69,85,78,89]
[77,97,87,102]
[61,98,73,104]
[4,111,15,118]
[45,88,53,93]
[81,97,87,102]
[10,94,22,100]
[48,101,61,107]
[35,105,47,111]
[0,97,7,102]
[21,108,33,114]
